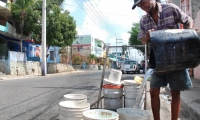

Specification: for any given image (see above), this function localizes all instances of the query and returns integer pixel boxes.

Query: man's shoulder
[161,3,179,10]
[141,14,149,20]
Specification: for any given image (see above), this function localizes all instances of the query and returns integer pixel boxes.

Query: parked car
[120,60,140,74]
[117,60,125,69]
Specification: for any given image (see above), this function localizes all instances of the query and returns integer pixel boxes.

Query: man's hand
[141,29,155,44]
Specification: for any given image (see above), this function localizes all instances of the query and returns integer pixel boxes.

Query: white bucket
[117,108,150,120]
[102,84,123,111]
[83,109,119,120]
[63,94,87,103]
[104,97,122,111]
[59,101,90,120]
[103,88,123,98]
[124,86,140,108]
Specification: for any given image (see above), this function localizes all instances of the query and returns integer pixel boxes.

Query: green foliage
[9,0,77,47]
[128,23,145,53]
[87,54,97,64]
[74,56,82,65]
[8,0,41,51]
[122,45,128,55]
[46,5,77,47]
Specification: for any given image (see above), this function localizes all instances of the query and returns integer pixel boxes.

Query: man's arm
[184,19,194,29]
[140,29,155,45]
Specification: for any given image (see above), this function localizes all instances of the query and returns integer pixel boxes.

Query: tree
[87,54,97,64]
[122,45,128,55]
[46,4,77,47]
[121,45,128,60]
[128,23,145,53]
[10,0,77,47]
[8,0,41,52]
[23,7,42,44]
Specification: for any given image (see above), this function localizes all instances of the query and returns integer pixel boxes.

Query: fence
[89,44,148,110]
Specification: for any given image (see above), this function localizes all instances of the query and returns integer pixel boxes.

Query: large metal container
[150,29,200,72]
[103,84,123,111]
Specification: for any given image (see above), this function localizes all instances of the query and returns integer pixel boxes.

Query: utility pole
[116,38,123,57]
[41,0,47,76]
[116,38,122,69]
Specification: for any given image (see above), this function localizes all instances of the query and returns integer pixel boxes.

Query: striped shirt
[138,3,193,39]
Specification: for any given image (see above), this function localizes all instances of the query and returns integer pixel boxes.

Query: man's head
[132,0,155,13]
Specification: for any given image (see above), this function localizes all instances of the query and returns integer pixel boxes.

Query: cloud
[64,0,144,45]
[63,0,77,13]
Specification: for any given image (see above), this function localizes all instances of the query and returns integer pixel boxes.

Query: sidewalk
[146,78,200,120]
[181,77,200,120]
[0,69,91,81]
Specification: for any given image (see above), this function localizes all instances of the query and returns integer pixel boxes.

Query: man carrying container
[131,0,194,120]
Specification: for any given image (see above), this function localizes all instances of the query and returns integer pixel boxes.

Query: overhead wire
[77,26,86,34]
[86,0,120,38]
[83,1,112,36]
[62,1,128,38]
[63,3,137,18]
[74,0,111,37]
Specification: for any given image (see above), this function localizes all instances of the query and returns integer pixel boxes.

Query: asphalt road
[0,70,193,120]
[0,70,107,120]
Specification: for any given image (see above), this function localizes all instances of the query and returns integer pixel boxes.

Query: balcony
[0,21,16,34]
[0,0,7,8]
[0,21,29,39]
[0,0,12,18]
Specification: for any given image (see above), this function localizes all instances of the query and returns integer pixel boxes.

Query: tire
[122,70,124,74]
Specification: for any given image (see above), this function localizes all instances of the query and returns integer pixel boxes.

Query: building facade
[0,0,30,58]
[72,35,104,58]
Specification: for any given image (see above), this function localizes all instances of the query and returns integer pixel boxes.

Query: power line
[63,3,137,18]
[83,1,114,35]
[87,0,120,37]
[83,0,119,37]
[73,0,112,36]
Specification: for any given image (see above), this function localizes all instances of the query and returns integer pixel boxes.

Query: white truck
[120,60,140,74]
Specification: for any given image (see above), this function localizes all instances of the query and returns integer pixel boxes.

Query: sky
[63,0,145,46]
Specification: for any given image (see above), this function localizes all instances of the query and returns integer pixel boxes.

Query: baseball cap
[132,0,142,10]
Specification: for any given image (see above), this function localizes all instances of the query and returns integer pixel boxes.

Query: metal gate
[90,44,149,110]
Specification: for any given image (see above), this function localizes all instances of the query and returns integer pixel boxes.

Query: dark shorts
[150,69,193,91]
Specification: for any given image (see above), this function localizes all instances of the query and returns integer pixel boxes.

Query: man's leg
[171,90,181,120]
[150,87,160,120]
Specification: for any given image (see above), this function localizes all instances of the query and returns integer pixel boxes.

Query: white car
[120,60,140,74]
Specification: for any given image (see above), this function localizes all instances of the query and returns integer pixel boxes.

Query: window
[50,51,54,60]
[124,61,136,64]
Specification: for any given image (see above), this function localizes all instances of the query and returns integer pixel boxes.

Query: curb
[181,99,199,120]
[0,69,91,81]
[165,83,199,120]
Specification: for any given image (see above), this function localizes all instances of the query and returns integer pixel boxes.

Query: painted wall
[72,35,104,57]
[193,11,200,79]
[47,46,60,63]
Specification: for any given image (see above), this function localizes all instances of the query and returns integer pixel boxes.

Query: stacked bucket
[83,109,119,120]
[59,94,90,120]
[103,69,123,111]
[122,76,142,108]
[102,84,124,111]
[117,108,150,120]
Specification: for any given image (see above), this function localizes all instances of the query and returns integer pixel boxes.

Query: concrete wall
[0,60,9,74]
[0,60,75,76]
[47,63,74,74]
[10,61,41,76]
[194,65,200,80]
[193,9,200,80]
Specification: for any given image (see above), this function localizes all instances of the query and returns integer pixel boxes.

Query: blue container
[82,62,86,69]
[150,29,200,72]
